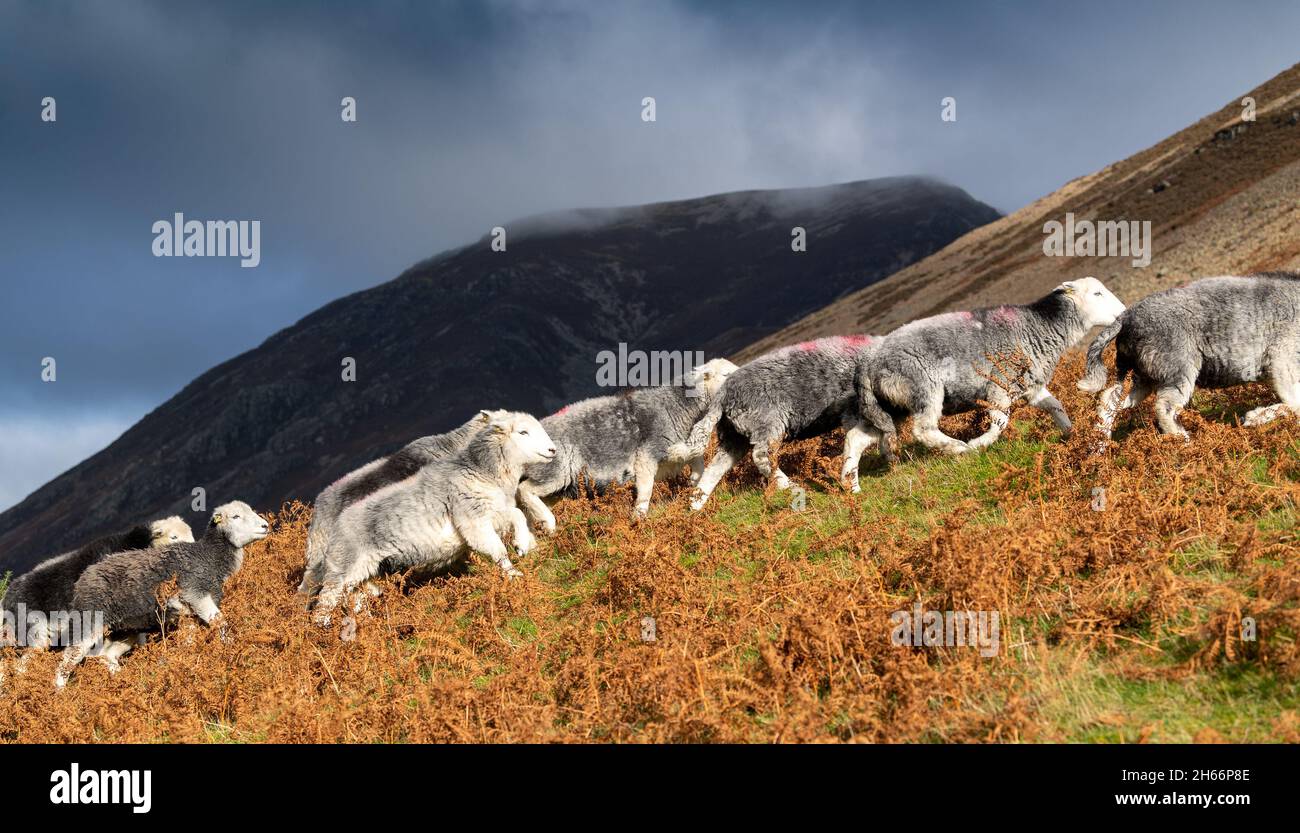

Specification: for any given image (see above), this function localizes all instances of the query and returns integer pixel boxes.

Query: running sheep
[1079,272,1300,440]
[858,277,1126,460]
[299,409,508,599]
[687,337,883,511]
[1,516,194,654]
[54,501,267,688]
[311,411,555,625]
[518,358,737,524]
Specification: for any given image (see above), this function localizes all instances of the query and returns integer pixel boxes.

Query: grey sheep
[1079,272,1300,440]
[311,411,556,626]
[686,337,883,511]
[858,277,1126,460]
[54,501,268,688]
[517,358,737,524]
[1,516,193,654]
[299,409,508,598]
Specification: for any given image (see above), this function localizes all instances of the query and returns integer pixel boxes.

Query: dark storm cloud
[1,0,1298,509]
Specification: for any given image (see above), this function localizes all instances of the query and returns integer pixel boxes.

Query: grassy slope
[1,354,1297,743]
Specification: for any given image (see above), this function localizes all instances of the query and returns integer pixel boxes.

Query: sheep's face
[211,501,270,548]
[685,358,739,399]
[149,516,195,546]
[1062,277,1125,328]
[494,412,557,464]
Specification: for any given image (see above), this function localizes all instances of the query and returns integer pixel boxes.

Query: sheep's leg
[1026,385,1073,435]
[1096,379,1151,439]
[691,442,746,511]
[517,481,557,535]
[967,389,1013,452]
[1153,382,1194,439]
[96,638,135,674]
[840,419,880,493]
[631,455,659,518]
[750,431,791,490]
[457,517,520,578]
[509,506,536,555]
[912,395,971,456]
[1246,357,1300,426]
[14,623,52,674]
[54,628,102,689]
[688,455,705,485]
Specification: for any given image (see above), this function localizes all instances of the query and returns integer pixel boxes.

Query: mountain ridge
[0,175,998,572]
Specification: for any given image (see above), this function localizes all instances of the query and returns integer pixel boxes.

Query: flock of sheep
[2,272,1297,688]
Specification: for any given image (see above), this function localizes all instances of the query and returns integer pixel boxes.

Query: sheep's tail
[1078,317,1125,393]
[299,510,332,600]
[686,400,725,454]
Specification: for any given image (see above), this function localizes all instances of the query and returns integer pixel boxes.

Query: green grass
[1039,661,1299,743]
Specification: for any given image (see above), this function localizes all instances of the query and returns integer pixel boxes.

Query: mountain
[0,177,998,573]
[739,62,1300,361]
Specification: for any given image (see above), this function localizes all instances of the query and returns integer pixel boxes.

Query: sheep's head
[1059,276,1125,328]
[210,501,270,548]
[685,358,739,399]
[488,411,557,465]
[149,515,194,546]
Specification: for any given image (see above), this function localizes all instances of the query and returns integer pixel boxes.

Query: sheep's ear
[212,512,225,526]
[1055,281,1076,296]
[478,409,493,422]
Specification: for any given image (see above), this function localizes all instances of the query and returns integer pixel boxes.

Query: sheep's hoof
[53,673,68,690]
[941,442,972,456]
[505,568,524,580]
[312,611,334,628]
[339,617,358,643]
[689,495,708,512]
[1243,405,1284,427]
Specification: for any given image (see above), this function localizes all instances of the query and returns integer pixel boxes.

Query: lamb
[299,409,509,598]
[1078,273,1300,440]
[311,411,556,625]
[686,337,883,511]
[1,516,194,653]
[857,277,1126,460]
[53,501,267,688]
[517,358,738,524]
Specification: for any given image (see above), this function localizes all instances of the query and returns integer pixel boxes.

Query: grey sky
[2,0,1298,510]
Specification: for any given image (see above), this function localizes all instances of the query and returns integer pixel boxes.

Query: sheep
[1,516,194,654]
[857,277,1126,460]
[686,336,883,511]
[53,501,267,688]
[516,358,738,524]
[311,411,556,626]
[1078,273,1300,440]
[299,409,509,599]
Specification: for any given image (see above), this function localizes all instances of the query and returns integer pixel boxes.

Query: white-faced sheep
[687,336,883,511]
[1079,272,1300,440]
[299,409,509,598]
[1,516,194,655]
[516,358,737,524]
[311,411,556,625]
[54,501,267,688]
[857,277,1126,460]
